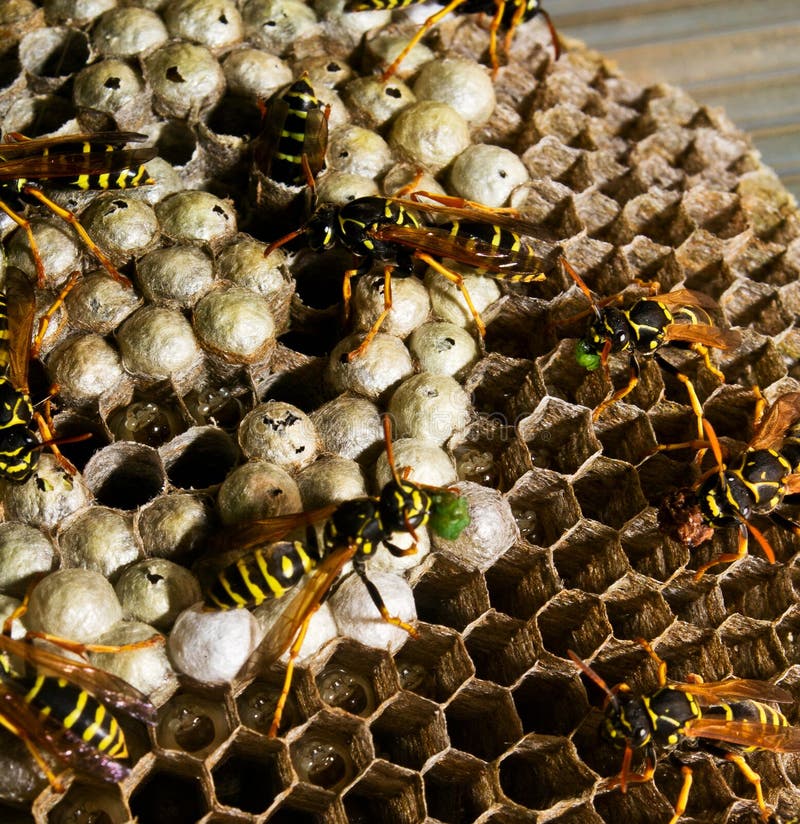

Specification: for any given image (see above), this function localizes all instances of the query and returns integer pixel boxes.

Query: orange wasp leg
[0,199,47,287]
[667,765,694,824]
[416,252,486,337]
[268,608,316,738]
[347,265,394,362]
[725,753,769,822]
[32,272,81,359]
[341,266,360,326]
[0,712,65,791]
[21,185,131,287]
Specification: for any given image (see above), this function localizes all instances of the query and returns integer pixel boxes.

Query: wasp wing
[650,289,721,311]
[663,322,741,350]
[748,393,800,452]
[0,635,157,724]
[780,473,800,495]
[671,678,794,705]
[4,269,35,392]
[0,147,156,182]
[241,543,358,677]
[685,717,800,752]
[0,687,130,783]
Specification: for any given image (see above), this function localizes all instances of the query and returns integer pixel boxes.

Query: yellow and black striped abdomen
[702,699,789,751]
[22,673,128,758]
[205,540,318,609]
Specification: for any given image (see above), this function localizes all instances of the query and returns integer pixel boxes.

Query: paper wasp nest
[1,1,799,823]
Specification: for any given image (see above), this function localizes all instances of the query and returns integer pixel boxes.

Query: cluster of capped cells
[0,0,799,822]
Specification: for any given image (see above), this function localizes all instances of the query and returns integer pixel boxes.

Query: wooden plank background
[557,0,800,202]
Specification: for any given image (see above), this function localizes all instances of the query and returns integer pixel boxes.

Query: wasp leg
[22,630,164,656]
[21,184,131,287]
[667,765,694,824]
[0,198,47,287]
[603,747,656,792]
[269,608,316,738]
[635,637,669,687]
[33,410,80,476]
[341,266,361,326]
[693,518,776,579]
[380,0,467,81]
[592,353,640,421]
[725,753,769,822]
[347,266,394,362]
[0,712,65,792]
[32,272,81,359]
[655,355,705,442]
[690,341,724,382]
[416,252,486,337]
[405,188,519,216]
[353,556,419,638]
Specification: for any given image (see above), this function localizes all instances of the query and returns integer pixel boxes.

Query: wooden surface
[557,0,800,202]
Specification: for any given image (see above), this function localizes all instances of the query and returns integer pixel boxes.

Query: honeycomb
[0,1,799,823]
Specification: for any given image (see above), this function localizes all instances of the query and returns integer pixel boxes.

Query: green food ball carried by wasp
[265,189,562,360]
[347,0,561,80]
[564,260,740,428]
[658,390,800,579]
[570,640,800,824]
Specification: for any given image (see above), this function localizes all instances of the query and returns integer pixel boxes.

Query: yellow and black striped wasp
[0,130,154,287]
[570,640,800,824]
[659,391,800,578]
[346,0,560,80]
[251,75,329,189]
[564,260,740,431]
[0,269,89,483]
[204,416,470,735]
[265,190,563,359]
[0,599,159,790]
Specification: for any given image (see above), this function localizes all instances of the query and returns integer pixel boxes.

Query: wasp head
[305,204,338,251]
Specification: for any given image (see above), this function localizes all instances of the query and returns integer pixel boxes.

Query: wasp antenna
[264,225,305,258]
[567,650,617,704]
[561,258,602,320]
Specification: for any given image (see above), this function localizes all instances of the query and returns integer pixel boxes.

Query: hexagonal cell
[592,405,658,465]
[47,781,128,824]
[571,456,648,530]
[235,670,317,738]
[718,562,796,621]
[592,780,675,824]
[718,332,787,394]
[776,607,800,668]
[289,711,374,793]
[160,426,239,489]
[507,469,582,547]
[537,590,612,659]
[129,764,211,824]
[342,760,425,824]
[209,730,289,815]
[463,611,541,687]
[394,624,474,704]
[422,750,494,824]
[313,639,398,719]
[445,679,522,762]
[484,542,561,621]
[498,735,595,811]
[517,397,601,475]
[536,802,606,823]
[0,805,32,824]
[718,614,787,681]
[619,508,690,581]
[654,755,736,824]
[411,555,491,632]
[603,573,675,640]
[552,520,629,594]
[157,690,233,759]
[265,784,343,824]
[370,691,448,770]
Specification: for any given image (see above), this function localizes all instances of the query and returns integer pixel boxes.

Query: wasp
[659,391,800,578]
[570,639,800,824]
[204,415,470,735]
[264,191,562,360]
[251,75,329,189]
[0,596,159,790]
[0,269,89,483]
[0,130,155,288]
[564,260,740,429]
[346,0,560,80]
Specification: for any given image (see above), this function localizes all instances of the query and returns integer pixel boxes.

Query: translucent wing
[0,147,156,181]
[749,393,800,452]
[4,269,35,392]
[685,717,800,752]
[670,678,794,706]
[663,322,741,350]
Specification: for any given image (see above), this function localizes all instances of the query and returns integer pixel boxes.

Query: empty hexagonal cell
[619,508,689,581]
[484,542,560,622]
[160,426,239,489]
[552,520,629,594]
[235,669,318,738]
[718,332,787,394]
[48,781,128,824]
[718,563,796,621]
[411,555,490,632]
[776,608,800,667]
[534,802,605,823]
[370,691,448,770]
[663,572,727,629]
[498,735,595,811]
[394,624,474,704]
[517,397,601,475]
[507,469,581,547]
[603,573,674,640]
[463,611,542,687]
[313,639,398,719]
[210,731,288,815]
[592,780,674,824]
[593,405,658,465]
[718,614,787,680]
[445,679,522,762]
[572,456,648,530]
[654,755,735,824]
[512,658,590,737]
[422,750,494,824]
[83,443,166,510]
[289,711,374,793]
[265,784,342,824]
[537,590,612,659]
[342,760,425,824]
[129,764,211,824]
[157,691,233,758]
